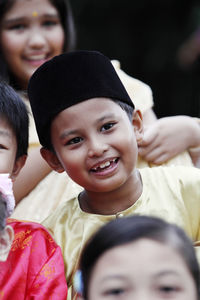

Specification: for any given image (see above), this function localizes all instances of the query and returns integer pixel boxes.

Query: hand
[138,116,200,164]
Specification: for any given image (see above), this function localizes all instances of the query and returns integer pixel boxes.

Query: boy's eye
[101,122,115,132]
[66,137,83,145]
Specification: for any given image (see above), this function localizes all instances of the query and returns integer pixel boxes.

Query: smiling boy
[28,50,200,299]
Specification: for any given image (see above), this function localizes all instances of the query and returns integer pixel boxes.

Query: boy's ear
[0,225,14,262]
[132,109,144,143]
[40,148,65,173]
[11,154,27,181]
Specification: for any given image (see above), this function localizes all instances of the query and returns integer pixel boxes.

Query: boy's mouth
[90,158,119,172]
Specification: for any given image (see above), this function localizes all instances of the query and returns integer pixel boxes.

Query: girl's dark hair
[79,215,200,299]
[0,80,29,158]
[0,0,76,89]
[0,193,7,231]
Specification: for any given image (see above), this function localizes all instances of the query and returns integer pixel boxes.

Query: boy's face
[0,119,25,179]
[43,98,143,193]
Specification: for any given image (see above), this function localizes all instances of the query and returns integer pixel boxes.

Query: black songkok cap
[28,50,135,148]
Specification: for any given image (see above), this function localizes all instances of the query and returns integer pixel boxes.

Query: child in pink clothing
[0,81,67,299]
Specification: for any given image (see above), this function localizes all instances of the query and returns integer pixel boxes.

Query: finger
[139,146,165,162]
[152,152,172,165]
[138,140,161,157]
[139,126,158,146]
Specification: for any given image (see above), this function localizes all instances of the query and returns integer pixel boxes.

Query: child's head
[77,215,200,300]
[0,81,28,178]
[28,51,143,192]
[28,50,135,149]
[0,0,75,89]
[0,174,15,261]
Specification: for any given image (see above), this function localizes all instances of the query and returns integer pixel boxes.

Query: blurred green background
[70,0,200,118]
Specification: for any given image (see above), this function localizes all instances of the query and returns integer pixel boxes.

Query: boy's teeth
[100,161,111,169]
[92,158,118,171]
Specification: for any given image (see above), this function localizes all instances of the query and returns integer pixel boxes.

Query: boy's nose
[87,139,108,158]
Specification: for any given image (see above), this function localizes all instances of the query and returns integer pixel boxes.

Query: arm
[138,113,200,166]
[13,146,52,204]
[27,225,68,300]
[142,107,157,127]
[29,246,68,299]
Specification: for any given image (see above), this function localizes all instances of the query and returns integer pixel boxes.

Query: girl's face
[0,0,65,89]
[88,238,197,300]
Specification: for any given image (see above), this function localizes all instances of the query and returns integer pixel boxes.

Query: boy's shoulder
[140,165,200,177]
[42,196,80,229]
[140,165,200,188]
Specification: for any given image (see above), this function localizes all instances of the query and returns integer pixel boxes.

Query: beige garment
[42,166,200,299]
[112,60,153,113]
[12,65,193,223]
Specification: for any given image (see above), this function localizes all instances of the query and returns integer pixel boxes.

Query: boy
[0,81,67,299]
[28,51,200,299]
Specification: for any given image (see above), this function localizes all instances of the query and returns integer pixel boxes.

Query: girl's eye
[66,137,83,145]
[43,20,60,27]
[104,288,124,296]
[9,24,26,31]
[159,286,178,294]
[101,122,115,132]
[0,144,7,150]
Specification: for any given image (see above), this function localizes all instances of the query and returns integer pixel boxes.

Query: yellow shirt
[43,166,200,299]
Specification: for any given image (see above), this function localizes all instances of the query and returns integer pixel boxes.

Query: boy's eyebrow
[60,129,80,139]
[97,113,116,123]
[60,113,116,139]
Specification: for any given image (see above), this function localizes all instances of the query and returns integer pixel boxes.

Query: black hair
[79,215,200,299]
[0,193,7,231]
[0,0,76,89]
[113,99,134,121]
[0,80,29,158]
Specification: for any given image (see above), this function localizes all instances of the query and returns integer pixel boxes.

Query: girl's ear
[11,155,27,181]
[40,148,65,173]
[0,225,14,262]
[132,109,144,143]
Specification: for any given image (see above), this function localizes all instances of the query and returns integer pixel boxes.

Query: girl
[76,215,200,300]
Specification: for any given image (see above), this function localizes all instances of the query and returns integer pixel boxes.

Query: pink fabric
[0,174,15,217]
[0,219,67,299]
